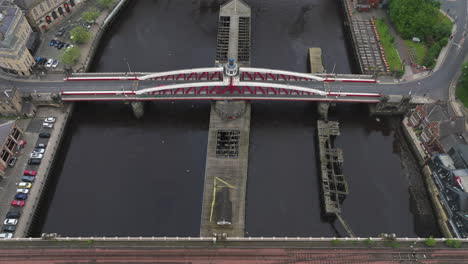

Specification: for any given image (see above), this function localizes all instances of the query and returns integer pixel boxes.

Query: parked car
[10,200,24,207]
[16,189,29,194]
[7,157,17,167]
[24,170,37,176]
[35,56,42,63]
[14,193,28,200]
[52,60,59,68]
[39,133,50,138]
[32,148,45,154]
[36,143,47,148]
[45,117,56,123]
[6,211,21,219]
[3,219,17,225]
[42,122,53,129]
[17,182,32,189]
[40,58,48,65]
[28,158,41,165]
[30,153,43,159]
[46,59,54,67]
[21,176,34,183]
[66,44,74,50]
[0,233,13,239]
[3,225,16,232]
[49,39,56,46]
[54,40,61,47]
[57,42,65,49]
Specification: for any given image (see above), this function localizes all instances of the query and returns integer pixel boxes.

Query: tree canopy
[98,0,116,9]
[82,8,100,23]
[60,46,81,65]
[70,26,90,44]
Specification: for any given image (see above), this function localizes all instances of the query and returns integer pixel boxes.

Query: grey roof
[439,117,465,137]
[424,104,448,123]
[220,0,251,16]
[0,6,18,39]
[453,144,468,164]
[0,120,15,146]
[13,0,41,10]
[440,134,464,153]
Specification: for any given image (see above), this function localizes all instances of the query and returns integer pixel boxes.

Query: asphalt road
[0,0,466,101]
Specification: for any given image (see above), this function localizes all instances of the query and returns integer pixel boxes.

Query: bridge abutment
[131,101,145,119]
[369,95,411,116]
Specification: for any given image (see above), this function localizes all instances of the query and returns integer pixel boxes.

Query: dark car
[39,133,50,138]
[14,193,27,200]
[54,41,61,47]
[28,158,41,165]
[6,211,20,219]
[49,39,56,46]
[21,176,34,183]
[3,225,16,233]
[57,42,65,49]
[40,58,48,65]
[8,157,17,167]
[35,56,42,63]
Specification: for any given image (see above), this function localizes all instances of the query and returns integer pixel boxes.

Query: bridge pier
[131,101,145,119]
[317,102,330,120]
[369,95,411,116]
[215,100,247,120]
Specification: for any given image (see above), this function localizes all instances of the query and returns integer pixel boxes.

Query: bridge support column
[131,102,145,119]
[215,100,247,120]
[369,95,411,116]
[317,102,330,120]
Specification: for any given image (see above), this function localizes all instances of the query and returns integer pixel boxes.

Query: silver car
[30,153,43,159]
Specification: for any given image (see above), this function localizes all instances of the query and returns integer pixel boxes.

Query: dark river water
[35,0,439,237]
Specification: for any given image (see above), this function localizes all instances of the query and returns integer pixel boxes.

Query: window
[33,9,38,18]
[40,4,45,12]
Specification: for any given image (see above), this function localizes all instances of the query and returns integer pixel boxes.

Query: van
[6,211,20,219]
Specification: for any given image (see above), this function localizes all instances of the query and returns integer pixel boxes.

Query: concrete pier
[308,48,324,74]
[200,0,251,238]
[131,101,144,119]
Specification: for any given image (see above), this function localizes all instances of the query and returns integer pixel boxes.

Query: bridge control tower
[200,0,251,238]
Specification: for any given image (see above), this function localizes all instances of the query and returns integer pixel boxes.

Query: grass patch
[456,83,468,108]
[404,40,427,65]
[375,19,403,73]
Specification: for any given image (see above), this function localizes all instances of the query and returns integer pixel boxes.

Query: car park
[52,60,59,68]
[32,148,45,154]
[14,193,28,200]
[30,153,43,159]
[46,59,54,67]
[3,225,15,232]
[45,117,56,123]
[42,122,53,129]
[24,170,37,176]
[16,189,29,194]
[18,182,32,189]
[6,211,21,219]
[21,176,35,183]
[0,233,13,239]
[36,143,46,148]
[10,200,24,207]
[3,219,17,225]
[8,157,17,167]
[39,133,50,138]
[28,158,41,165]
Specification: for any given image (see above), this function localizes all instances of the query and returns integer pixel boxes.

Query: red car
[23,170,37,176]
[11,200,25,207]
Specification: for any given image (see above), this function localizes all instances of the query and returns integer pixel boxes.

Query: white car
[42,122,53,129]
[3,219,17,225]
[18,182,32,189]
[16,188,29,194]
[44,117,56,123]
[0,233,13,239]
[32,148,45,154]
[52,60,59,68]
[45,59,54,67]
[30,153,43,159]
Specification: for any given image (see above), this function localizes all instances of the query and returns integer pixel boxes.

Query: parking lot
[0,106,70,238]
[33,0,95,74]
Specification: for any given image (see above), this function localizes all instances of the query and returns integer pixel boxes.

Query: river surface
[36,0,439,237]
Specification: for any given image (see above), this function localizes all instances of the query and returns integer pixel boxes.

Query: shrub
[331,239,341,246]
[82,8,100,23]
[425,237,436,247]
[70,26,90,44]
[98,0,116,9]
[60,46,81,65]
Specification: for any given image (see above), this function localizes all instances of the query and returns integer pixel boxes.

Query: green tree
[60,46,81,65]
[82,8,99,23]
[70,26,90,44]
[98,0,116,9]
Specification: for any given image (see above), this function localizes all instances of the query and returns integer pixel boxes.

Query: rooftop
[0,120,15,146]
[438,154,456,170]
[0,4,20,49]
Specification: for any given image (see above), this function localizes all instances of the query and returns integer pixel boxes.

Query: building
[15,0,84,32]
[408,103,465,153]
[0,88,23,116]
[0,120,23,176]
[0,2,35,76]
